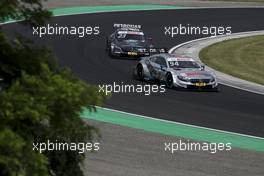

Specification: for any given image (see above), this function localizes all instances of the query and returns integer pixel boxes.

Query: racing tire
[165,73,174,88]
[106,40,113,57]
[107,46,113,57]
[212,86,219,92]
[134,64,144,81]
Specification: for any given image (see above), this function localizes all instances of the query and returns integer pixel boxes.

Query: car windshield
[168,61,200,69]
[117,33,145,41]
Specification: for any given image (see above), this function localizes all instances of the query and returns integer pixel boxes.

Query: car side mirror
[201,65,205,70]
[160,65,166,71]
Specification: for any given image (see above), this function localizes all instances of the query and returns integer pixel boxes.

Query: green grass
[207,0,264,2]
[200,35,264,85]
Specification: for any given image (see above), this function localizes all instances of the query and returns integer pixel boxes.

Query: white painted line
[219,82,264,95]
[0,20,23,25]
[50,7,264,19]
[1,6,264,26]
[95,106,264,140]
[0,7,183,26]
[180,6,264,9]
[51,8,181,18]
[168,30,264,53]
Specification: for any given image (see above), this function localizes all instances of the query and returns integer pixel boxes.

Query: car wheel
[108,46,113,57]
[107,40,113,57]
[165,73,174,88]
[135,64,144,80]
[212,86,219,92]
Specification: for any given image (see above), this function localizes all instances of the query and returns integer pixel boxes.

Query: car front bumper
[174,78,218,90]
[113,50,150,57]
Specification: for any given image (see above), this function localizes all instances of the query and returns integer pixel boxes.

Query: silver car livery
[133,53,218,90]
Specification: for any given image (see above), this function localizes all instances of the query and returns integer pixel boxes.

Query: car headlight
[177,75,189,82]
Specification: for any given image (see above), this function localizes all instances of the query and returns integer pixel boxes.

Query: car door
[155,56,167,80]
[146,56,158,78]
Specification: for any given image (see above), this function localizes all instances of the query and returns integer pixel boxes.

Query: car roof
[116,27,143,33]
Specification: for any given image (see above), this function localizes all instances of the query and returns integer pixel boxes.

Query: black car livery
[106,25,165,57]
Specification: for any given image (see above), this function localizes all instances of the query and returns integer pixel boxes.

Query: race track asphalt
[4,8,264,137]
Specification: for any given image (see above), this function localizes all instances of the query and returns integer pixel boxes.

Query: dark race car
[106,24,165,58]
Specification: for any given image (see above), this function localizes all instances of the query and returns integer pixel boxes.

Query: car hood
[171,69,214,79]
[118,40,149,48]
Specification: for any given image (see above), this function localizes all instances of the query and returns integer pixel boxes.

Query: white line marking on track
[95,106,264,140]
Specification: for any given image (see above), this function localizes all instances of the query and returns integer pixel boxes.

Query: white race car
[133,53,218,90]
